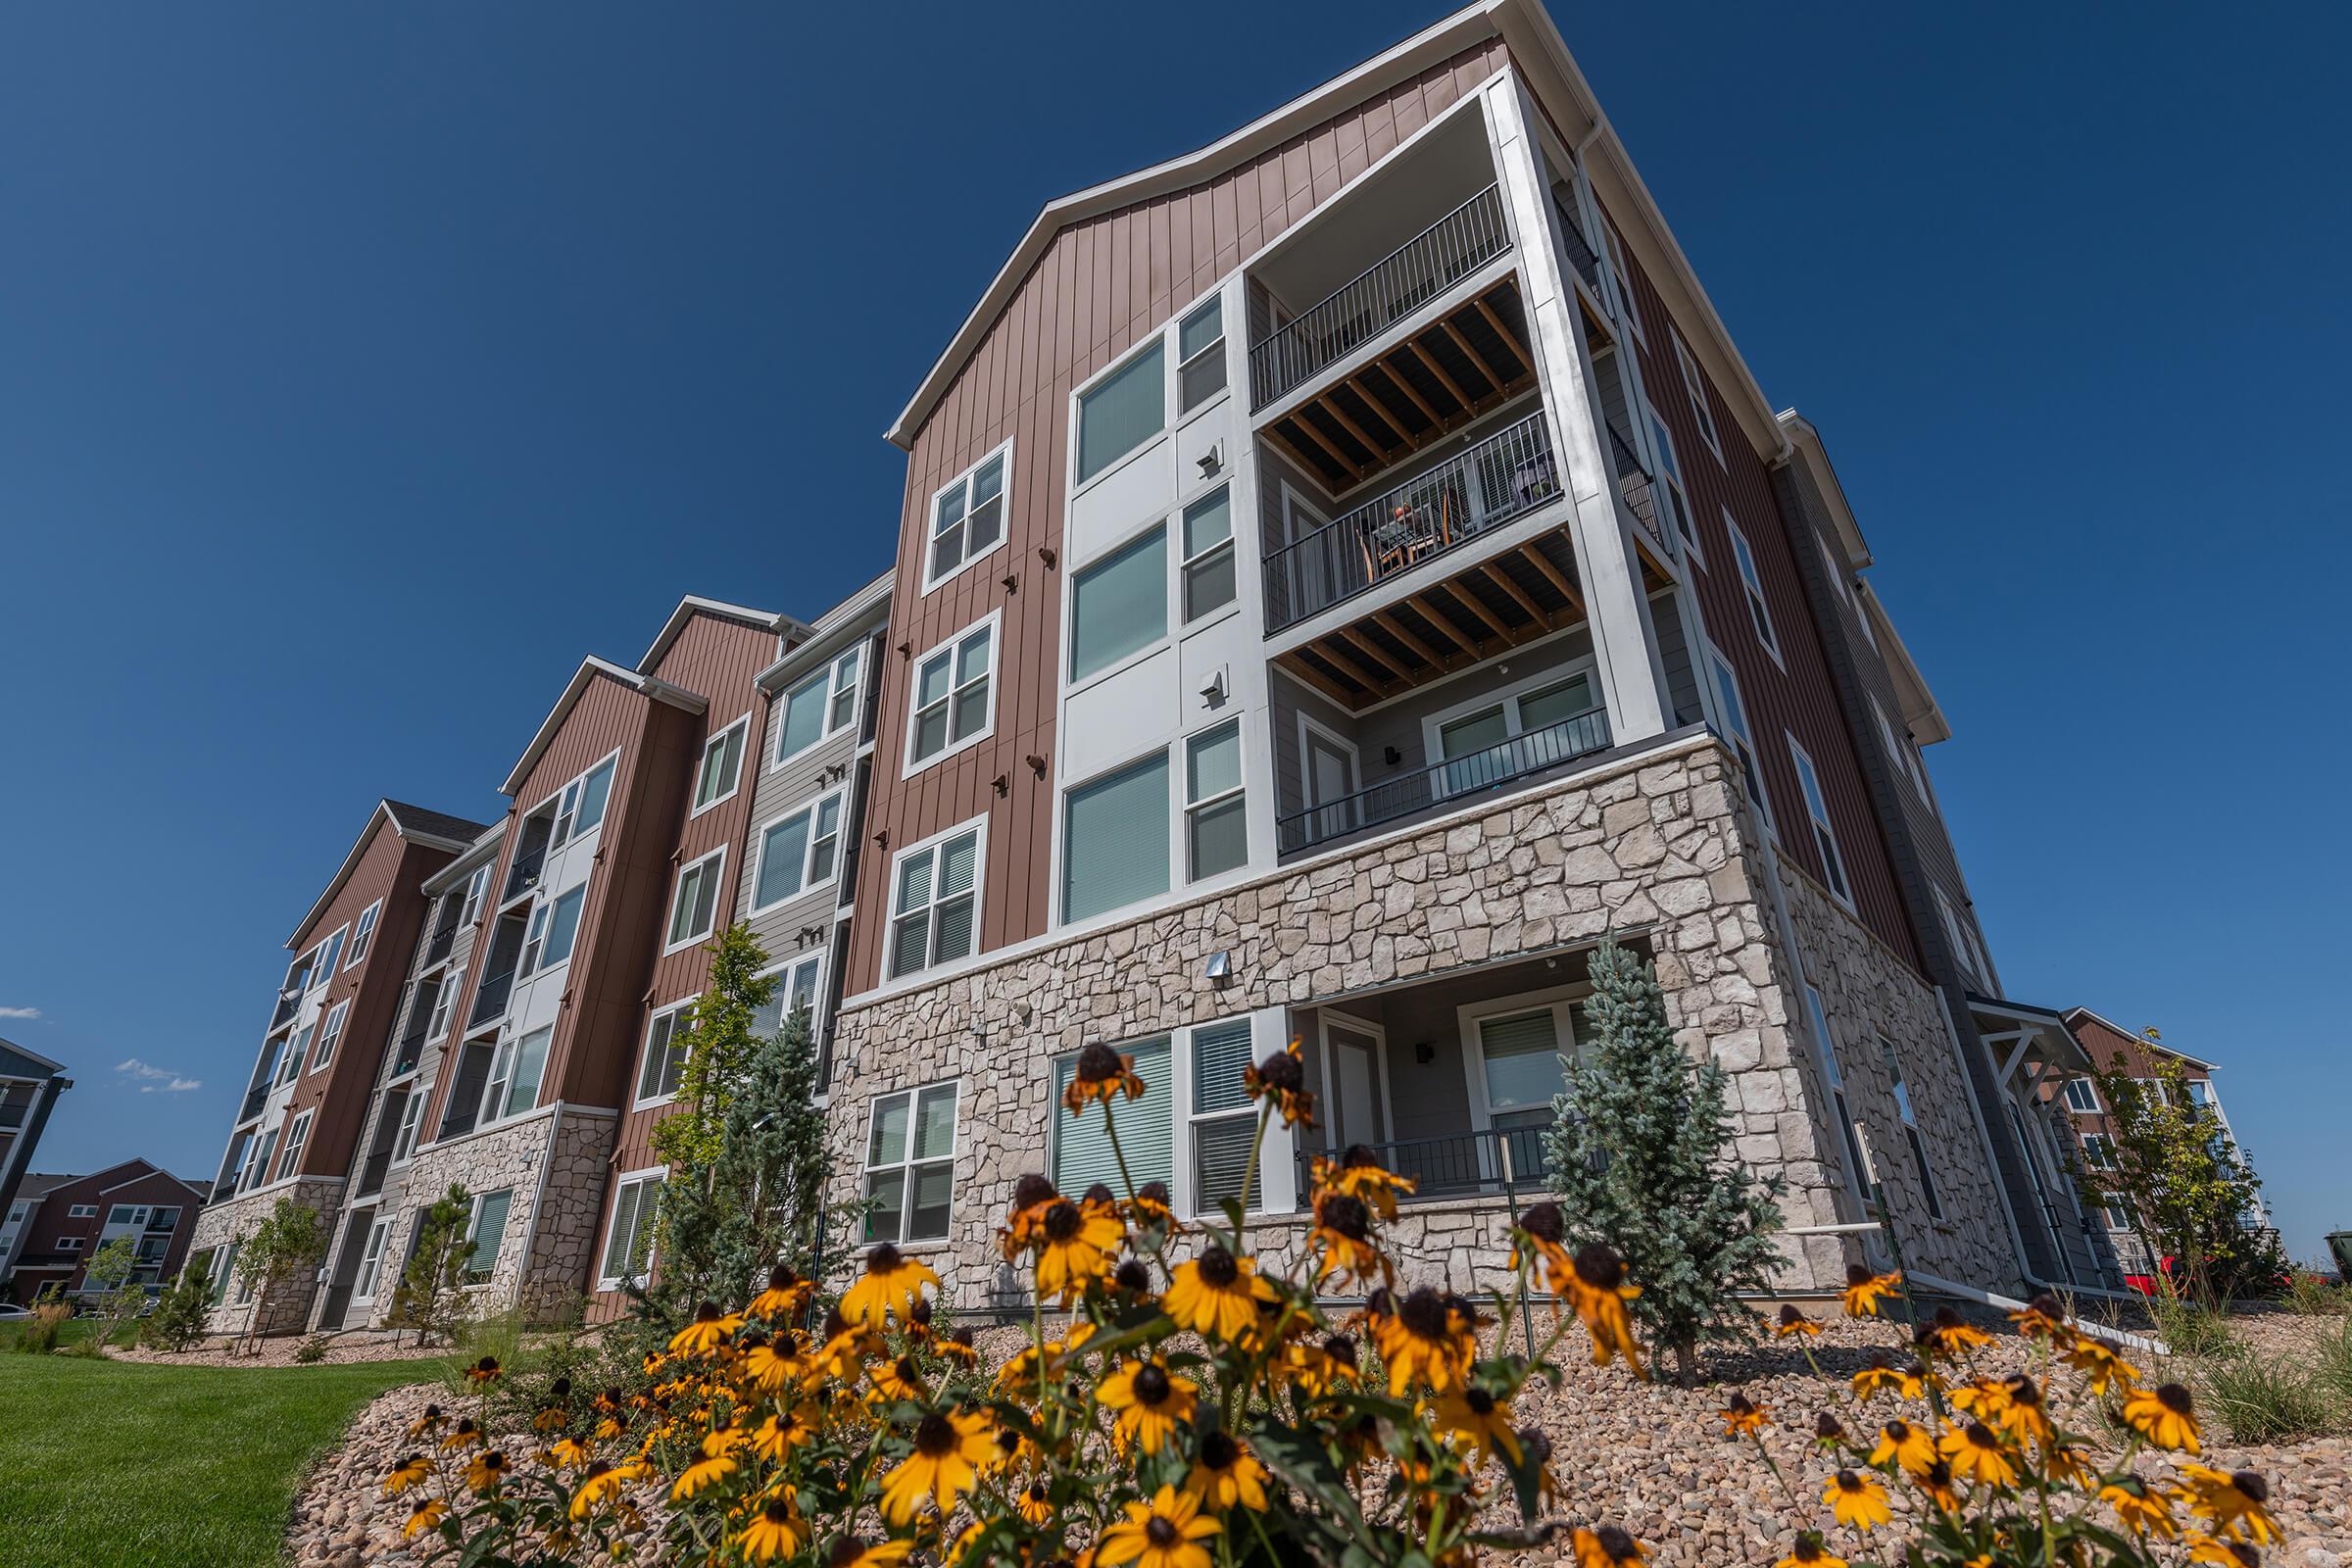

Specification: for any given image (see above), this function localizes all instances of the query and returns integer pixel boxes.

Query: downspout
[514,1103,564,1320]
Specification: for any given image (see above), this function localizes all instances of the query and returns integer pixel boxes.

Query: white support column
[1481,74,1670,744]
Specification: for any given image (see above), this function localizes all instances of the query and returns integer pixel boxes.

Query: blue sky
[3,3,2344,1262]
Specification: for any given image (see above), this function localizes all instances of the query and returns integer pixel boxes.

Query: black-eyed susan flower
[545,1437,594,1471]
[1242,1040,1315,1128]
[1991,1374,2053,1446]
[1163,1244,1276,1343]
[1773,1303,1823,1338]
[403,1497,447,1542]
[1097,1357,1199,1455]
[2008,1291,2073,1342]
[1813,1412,1846,1447]
[840,1244,940,1330]
[1015,1478,1055,1525]
[1772,1534,1845,1568]
[1850,1352,1922,1401]
[826,1537,914,1568]
[1309,1190,1387,1290]
[749,1264,812,1322]
[1824,1470,1891,1532]
[751,1408,814,1463]
[1572,1525,1648,1568]
[938,1325,981,1368]
[672,1450,739,1501]
[1910,1458,1961,1514]
[464,1449,511,1494]
[2064,1336,2139,1395]
[1838,1264,1902,1317]
[1917,1305,1992,1355]
[1948,1377,2013,1424]
[439,1417,484,1452]
[1370,1285,1477,1395]
[669,1300,742,1356]
[741,1337,805,1395]
[1183,1429,1270,1512]
[405,1404,445,1440]
[1062,1042,1147,1114]
[1869,1419,1936,1475]
[1030,1197,1124,1304]
[2187,1536,2261,1568]
[2124,1381,2202,1452]
[1433,1384,1521,1469]
[737,1492,808,1564]
[1562,1243,1645,1378]
[878,1407,996,1525]
[1719,1391,1768,1439]
[2101,1476,2179,1539]
[1315,1148,1417,1221]
[1094,1484,1221,1568]
[1125,1179,1181,1232]
[870,1353,929,1403]
[1937,1421,2020,1488]
[569,1459,648,1521]
[2176,1465,2280,1545]
[381,1455,432,1496]
[465,1354,502,1386]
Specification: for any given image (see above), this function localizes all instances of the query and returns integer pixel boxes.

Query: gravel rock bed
[116,1329,460,1368]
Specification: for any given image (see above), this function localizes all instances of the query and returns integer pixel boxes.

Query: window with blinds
[1054,1038,1172,1200]
[1062,754,1170,923]
[599,1173,662,1288]
[466,1189,513,1283]
[1188,1020,1259,1214]
[1070,526,1167,681]
[1077,340,1166,485]
[888,827,981,979]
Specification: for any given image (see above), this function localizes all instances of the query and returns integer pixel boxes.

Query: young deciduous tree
[82,1237,147,1345]
[388,1185,475,1348]
[232,1199,328,1354]
[1540,933,1786,1385]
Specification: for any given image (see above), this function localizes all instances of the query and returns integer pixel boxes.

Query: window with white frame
[1934,887,1978,983]
[1185,722,1248,880]
[906,618,998,771]
[346,901,382,967]
[105,1204,140,1227]
[427,964,464,1044]
[2063,1078,2101,1114]
[1055,1037,1172,1200]
[1599,221,1643,342]
[1077,339,1166,486]
[1802,984,1872,1198]
[351,1215,391,1301]
[1429,664,1602,798]
[861,1081,957,1245]
[775,644,863,765]
[692,715,749,815]
[1464,995,1578,1140]
[1177,296,1226,414]
[599,1170,663,1289]
[664,849,726,953]
[926,444,1009,589]
[635,1001,693,1106]
[459,863,492,928]
[275,1110,313,1182]
[1070,525,1167,681]
[523,882,587,975]
[1881,1038,1943,1220]
[1818,535,1852,611]
[1785,736,1852,906]
[390,1091,425,1164]
[1707,652,1775,836]
[464,1189,513,1284]
[1723,512,1781,661]
[1902,732,1935,808]
[312,928,347,987]
[1670,327,1723,463]
[1869,696,1908,783]
[553,756,616,848]
[1180,486,1236,622]
[66,1203,97,1219]
[57,1236,85,1252]
[1187,1019,1261,1213]
[750,789,846,912]
[243,1130,277,1191]
[1643,408,1701,560]
[481,1025,553,1126]
[887,823,982,980]
[280,1019,315,1086]
[1063,752,1170,923]
[312,1000,350,1072]
[751,954,826,1040]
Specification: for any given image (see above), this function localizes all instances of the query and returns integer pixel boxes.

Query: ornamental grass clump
[374,1040,1646,1566]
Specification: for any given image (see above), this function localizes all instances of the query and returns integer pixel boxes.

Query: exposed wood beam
[1371,609,1452,672]
[1277,651,1363,710]
[1439,317,1510,396]
[1472,295,1534,378]
[1405,335,1474,413]
[1518,544,1586,619]
[1369,358,1444,429]
[1405,594,1476,657]
[1343,375,1418,452]
[1442,577,1513,643]
[1316,395,1394,465]
[1288,414,1363,481]
[1261,425,1328,481]
[1476,562,1549,629]
[1336,626,1411,684]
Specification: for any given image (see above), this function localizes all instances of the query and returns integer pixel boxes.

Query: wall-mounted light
[1197,442,1224,478]
[1200,669,1228,707]
[1013,1004,1035,1027]
[1414,1041,1435,1065]
[1037,546,1057,569]
[1383,746,1402,766]
[1002,573,1019,594]
[993,773,1009,797]
[1025,754,1048,778]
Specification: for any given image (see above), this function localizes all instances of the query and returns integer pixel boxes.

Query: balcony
[1277,705,1611,856]
[423,899,462,967]
[502,840,547,905]
[237,1077,270,1125]
[468,966,516,1031]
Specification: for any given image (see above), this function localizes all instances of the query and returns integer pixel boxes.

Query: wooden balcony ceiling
[1275,526,1663,712]
[1261,276,1536,493]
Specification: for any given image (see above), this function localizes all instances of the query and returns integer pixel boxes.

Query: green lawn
[0,1347,452,1568]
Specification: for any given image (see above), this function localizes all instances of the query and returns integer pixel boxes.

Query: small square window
[861,1082,957,1245]
[1177,297,1226,414]
[926,446,1009,589]
[887,824,983,980]
[1180,488,1235,622]
[693,716,749,814]
[1185,722,1247,880]
[906,619,998,771]
[665,850,726,953]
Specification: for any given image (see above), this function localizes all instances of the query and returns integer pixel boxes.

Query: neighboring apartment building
[820,0,2073,1304]
[188,800,491,1335]
[0,1036,72,1231]
[2058,1007,2268,1280]
[0,1159,207,1302]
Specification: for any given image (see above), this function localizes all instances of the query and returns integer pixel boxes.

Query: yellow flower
[1312,1149,1417,1220]
[672,1451,739,1501]
[570,1459,645,1520]
[2101,1477,2179,1540]
[1938,1422,2020,1489]
[1850,1353,1922,1401]
[2063,1336,2138,1396]
[1095,1484,1222,1568]
[741,1339,806,1396]
[870,1353,929,1403]
[840,1244,940,1330]
[1773,1535,1845,1568]
[1309,1189,1389,1291]
[2007,1292,2074,1343]
[1182,1430,1270,1512]
[1869,1419,1936,1475]
[1838,1265,1902,1317]
[2175,1465,2280,1544]
[439,1417,484,1451]
[668,1300,742,1356]
[1062,1042,1148,1114]
[382,1454,432,1496]
[1719,1391,1768,1439]
[828,1539,915,1568]
[1242,1038,1316,1128]
[2188,1536,2262,1568]
[1433,1385,1522,1469]
[1572,1526,1649,1568]
[1163,1244,1277,1344]
[1369,1286,1478,1395]
[1097,1357,1200,1455]
[937,1326,981,1368]
[1560,1244,1645,1379]
[1276,1336,1357,1397]
[464,1449,511,1494]
[751,1409,815,1463]
[465,1354,503,1386]
[544,1437,594,1471]
[1911,1459,1962,1514]
[1030,1197,1125,1305]
[1917,1307,1992,1355]
[1824,1470,1891,1533]
[736,1493,808,1564]
[748,1264,812,1323]
[2123,1381,2202,1452]
[1015,1478,1055,1524]
[1773,1303,1823,1338]
[403,1497,447,1541]
[405,1403,446,1440]
[879,1407,996,1525]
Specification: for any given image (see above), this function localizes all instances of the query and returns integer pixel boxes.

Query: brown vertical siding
[9,1162,206,1295]
[848,39,1511,992]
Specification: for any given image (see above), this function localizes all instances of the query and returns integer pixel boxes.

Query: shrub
[2149,1290,2240,1358]
[2197,1348,2335,1443]
[13,1302,71,1354]
[2313,1317,2352,1409]
[141,1263,216,1352]
[2284,1271,2351,1316]
[293,1334,330,1364]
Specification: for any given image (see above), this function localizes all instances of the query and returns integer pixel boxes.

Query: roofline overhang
[1967,995,2096,1076]
[635,595,810,676]
[0,1037,67,1075]
[2060,1006,2219,1071]
[284,802,483,949]
[1853,581,1952,747]
[498,657,710,799]
[419,822,510,896]
[1774,411,1871,568]
[756,571,896,694]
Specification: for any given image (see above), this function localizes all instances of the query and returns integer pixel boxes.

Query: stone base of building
[186,1176,346,1338]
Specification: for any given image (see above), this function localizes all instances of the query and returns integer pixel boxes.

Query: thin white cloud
[0,1005,39,1019]
[115,1057,202,1094]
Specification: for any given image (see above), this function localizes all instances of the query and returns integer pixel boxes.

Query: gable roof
[0,1036,66,1079]
[499,657,710,799]
[9,1173,71,1206]
[2062,1006,2219,1072]
[757,570,895,694]
[287,800,493,948]
[636,595,808,676]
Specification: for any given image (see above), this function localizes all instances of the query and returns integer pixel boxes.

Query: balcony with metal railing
[468,966,516,1031]
[1277,705,1612,857]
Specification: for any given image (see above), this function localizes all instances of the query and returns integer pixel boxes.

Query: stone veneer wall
[826,733,1977,1309]
[188,1176,346,1338]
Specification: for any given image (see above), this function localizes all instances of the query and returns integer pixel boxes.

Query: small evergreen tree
[388,1185,475,1348]
[232,1200,327,1354]
[142,1259,216,1351]
[1540,933,1785,1386]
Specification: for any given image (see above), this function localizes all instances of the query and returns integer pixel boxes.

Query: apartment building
[0,1036,72,1232]
[2058,1007,2268,1281]
[0,1159,206,1302]
[812,0,2097,1306]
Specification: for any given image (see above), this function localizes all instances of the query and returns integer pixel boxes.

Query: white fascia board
[757,574,896,694]
[2060,1006,2220,1072]
[1854,582,1952,746]
[498,658,710,798]
[635,596,805,676]
[1775,411,1872,568]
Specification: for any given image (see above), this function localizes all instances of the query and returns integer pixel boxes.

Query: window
[523,882,587,974]
[1644,410,1701,559]
[1880,1038,1943,1220]
[1063,752,1170,922]
[1429,666,1602,797]
[2082,1133,2116,1171]
[275,1110,313,1182]
[861,1082,957,1245]
[427,965,464,1044]
[207,1241,240,1303]
[390,1091,424,1164]
[2063,1079,2101,1115]
[906,618,998,771]
[1185,722,1248,880]
[1298,716,1362,846]
[346,901,382,967]
[1468,1003,1575,1136]
[1818,535,1852,611]
[1177,296,1226,413]
[692,715,749,815]
[1708,652,1775,836]
[1055,1037,1173,1200]
[459,863,491,928]
[776,645,863,765]
[312,928,346,988]
[1803,984,1872,1199]
[1070,526,1167,681]
[281,1019,316,1086]
[599,1171,663,1289]
[751,789,846,912]
[146,1206,178,1232]
[636,1002,693,1106]
[1180,487,1235,621]
[66,1203,96,1219]
[887,823,982,980]
[1188,1019,1260,1212]
[1934,887,1978,983]
[1599,221,1643,342]
[57,1236,85,1252]
[1670,328,1724,463]
[751,955,827,1040]
[106,1205,137,1226]
[482,1025,553,1125]
[926,444,1009,588]
[2185,1080,2216,1109]
[1724,513,1781,661]
[242,1130,277,1191]
[351,1216,391,1300]
[464,1189,513,1284]
[312,1001,350,1072]
[554,757,615,847]
[1785,737,1852,906]
[1870,697,1911,786]
[1077,340,1165,485]
[664,849,726,954]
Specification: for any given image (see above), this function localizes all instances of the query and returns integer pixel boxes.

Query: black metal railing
[1250,184,1512,410]
[502,843,547,904]
[1295,1124,1598,1208]
[468,967,516,1029]
[237,1079,270,1124]
[1551,190,1601,294]
[424,904,461,967]
[1278,705,1610,854]
[269,988,301,1030]
[1263,410,1560,632]
[1605,421,1664,547]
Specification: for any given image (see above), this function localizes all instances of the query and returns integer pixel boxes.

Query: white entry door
[1322,1017,1387,1152]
